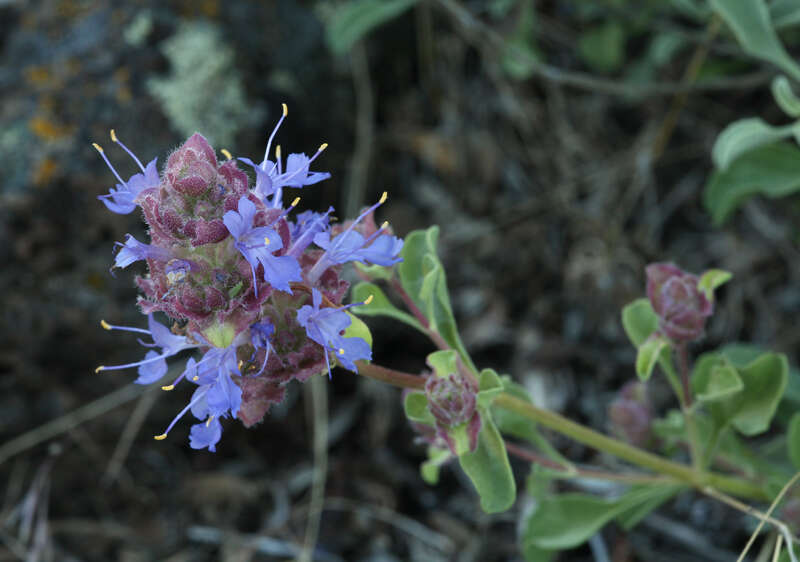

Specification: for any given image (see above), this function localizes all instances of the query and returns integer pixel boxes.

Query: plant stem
[389,279,454,353]
[675,343,703,472]
[355,362,768,501]
[504,441,679,485]
[493,393,767,501]
[356,361,425,390]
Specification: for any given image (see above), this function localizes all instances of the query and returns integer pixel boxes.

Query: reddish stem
[356,361,426,390]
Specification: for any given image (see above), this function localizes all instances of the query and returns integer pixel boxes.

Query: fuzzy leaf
[636,334,668,381]
[711,118,797,171]
[697,269,733,301]
[404,391,434,424]
[693,351,789,436]
[772,76,800,117]
[427,349,459,378]
[398,227,476,371]
[458,415,516,513]
[621,298,659,347]
[709,0,800,81]
[523,486,681,551]
[696,362,743,402]
[477,369,503,408]
[351,282,424,332]
[704,142,800,225]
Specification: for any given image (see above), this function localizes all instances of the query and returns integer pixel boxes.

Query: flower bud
[608,381,652,447]
[425,372,481,455]
[646,262,712,343]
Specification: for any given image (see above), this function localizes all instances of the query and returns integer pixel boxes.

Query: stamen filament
[93,143,128,187]
[110,130,146,171]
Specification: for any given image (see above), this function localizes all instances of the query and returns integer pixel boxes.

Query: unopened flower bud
[646,262,713,343]
[608,381,652,447]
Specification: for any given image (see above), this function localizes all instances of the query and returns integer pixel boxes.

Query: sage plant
[95,106,800,561]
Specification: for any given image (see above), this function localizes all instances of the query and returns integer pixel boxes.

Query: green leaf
[325,0,419,55]
[636,334,668,381]
[772,0,800,29]
[578,21,625,73]
[354,261,395,281]
[523,486,681,551]
[351,282,425,332]
[697,269,733,301]
[787,413,800,470]
[615,485,683,530]
[476,369,503,408]
[711,118,797,170]
[772,76,800,117]
[709,0,800,81]
[397,227,476,372]
[343,311,373,348]
[458,416,516,513]
[421,446,451,485]
[621,298,659,347]
[703,142,800,225]
[492,377,539,443]
[404,391,434,424]
[696,362,743,402]
[693,351,789,436]
[426,349,458,378]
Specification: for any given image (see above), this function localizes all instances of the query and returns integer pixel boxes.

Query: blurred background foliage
[2,0,800,560]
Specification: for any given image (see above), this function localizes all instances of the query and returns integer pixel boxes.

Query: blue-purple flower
[114,234,173,269]
[95,131,159,214]
[223,196,302,294]
[237,105,330,206]
[307,194,403,282]
[97,314,198,383]
[297,288,371,377]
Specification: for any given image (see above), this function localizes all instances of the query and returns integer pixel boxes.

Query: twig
[0,383,143,467]
[651,15,722,161]
[736,472,800,562]
[299,375,329,562]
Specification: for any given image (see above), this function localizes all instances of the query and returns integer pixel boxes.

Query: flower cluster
[95,106,403,451]
[424,370,481,456]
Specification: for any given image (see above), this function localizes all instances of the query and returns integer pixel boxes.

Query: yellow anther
[110,129,117,142]
[95,366,105,373]
[238,360,243,369]
[318,143,328,152]
[282,103,288,117]
[161,385,175,391]
[379,191,388,204]
[275,145,281,159]
[154,434,167,441]
[100,319,112,330]
[206,416,214,427]
[221,148,232,160]
[380,221,389,230]
[338,348,345,355]
[192,375,199,381]
[264,236,270,245]
[92,142,104,153]
[364,295,374,305]
[291,197,300,207]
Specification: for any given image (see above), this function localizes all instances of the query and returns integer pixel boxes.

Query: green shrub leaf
[351,282,425,332]
[711,118,796,171]
[703,142,800,225]
[458,416,516,513]
[709,0,800,81]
